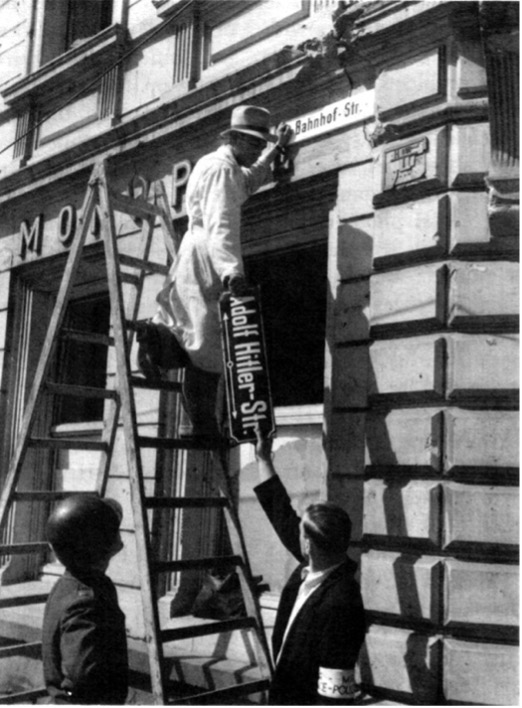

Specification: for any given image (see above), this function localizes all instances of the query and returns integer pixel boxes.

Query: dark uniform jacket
[42,568,128,704]
[255,476,366,705]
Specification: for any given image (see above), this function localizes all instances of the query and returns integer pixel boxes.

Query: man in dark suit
[254,428,366,705]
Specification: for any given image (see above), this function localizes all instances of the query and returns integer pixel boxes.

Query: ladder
[0,159,273,704]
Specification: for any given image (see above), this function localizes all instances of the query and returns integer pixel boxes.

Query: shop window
[53,293,111,424]
[41,0,113,64]
[245,242,327,407]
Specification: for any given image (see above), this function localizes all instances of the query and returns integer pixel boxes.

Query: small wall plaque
[383,137,429,190]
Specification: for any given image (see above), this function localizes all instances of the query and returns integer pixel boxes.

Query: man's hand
[254,422,273,463]
[226,274,250,297]
[275,122,293,149]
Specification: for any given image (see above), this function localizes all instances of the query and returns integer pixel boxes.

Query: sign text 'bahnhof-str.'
[17,92,375,260]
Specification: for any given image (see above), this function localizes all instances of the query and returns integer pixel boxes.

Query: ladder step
[138,436,224,451]
[13,490,97,502]
[109,190,164,218]
[60,328,113,346]
[0,641,42,659]
[120,272,141,287]
[0,593,49,609]
[161,617,256,643]
[119,253,169,276]
[0,688,48,704]
[145,496,228,510]
[45,382,118,400]
[28,438,108,451]
[130,376,183,393]
[168,678,270,705]
[0,542,48,555]
[152,554,243,574]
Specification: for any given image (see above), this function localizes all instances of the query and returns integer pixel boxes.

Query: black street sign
[219,287,276,444]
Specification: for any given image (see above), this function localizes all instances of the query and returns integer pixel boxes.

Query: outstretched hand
[254,423,273,462]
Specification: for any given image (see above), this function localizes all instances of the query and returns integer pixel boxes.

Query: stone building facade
[0,0,518,703]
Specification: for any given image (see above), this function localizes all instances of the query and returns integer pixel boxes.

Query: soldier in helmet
[42,494,128,705]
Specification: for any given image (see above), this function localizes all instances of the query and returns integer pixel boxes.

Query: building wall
[0,0,518,703]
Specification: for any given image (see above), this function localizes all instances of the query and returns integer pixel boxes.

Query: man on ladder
[138,105,293,444]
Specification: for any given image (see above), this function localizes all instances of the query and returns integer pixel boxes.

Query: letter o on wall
[58,205,77,247]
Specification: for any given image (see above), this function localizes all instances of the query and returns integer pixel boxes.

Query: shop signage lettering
[17,159,192,260]
[288,90,375,145]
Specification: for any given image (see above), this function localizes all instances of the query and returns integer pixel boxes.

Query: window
[53,293,111,425]
[245,243,327,407]
[41,0,113,64]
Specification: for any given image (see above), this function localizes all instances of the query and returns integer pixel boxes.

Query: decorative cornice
[1,24,128,108]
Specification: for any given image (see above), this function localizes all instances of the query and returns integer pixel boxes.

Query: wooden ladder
[0,159,272,704]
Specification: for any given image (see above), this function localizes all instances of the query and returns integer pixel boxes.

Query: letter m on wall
[20,215,43,259]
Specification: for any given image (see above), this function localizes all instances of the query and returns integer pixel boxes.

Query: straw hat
[221,105,276,143]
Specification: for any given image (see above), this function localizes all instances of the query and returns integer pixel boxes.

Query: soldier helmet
[47,494,122,569]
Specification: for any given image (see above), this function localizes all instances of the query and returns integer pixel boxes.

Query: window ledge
[275,404,323,426]
[1,24,128,107]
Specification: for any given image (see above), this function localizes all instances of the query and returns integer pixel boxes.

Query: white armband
[317,667,355,699]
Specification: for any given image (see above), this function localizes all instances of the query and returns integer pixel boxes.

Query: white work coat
[155,144,271,373]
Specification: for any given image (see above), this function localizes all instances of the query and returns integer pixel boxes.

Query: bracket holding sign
[219,287,276,445]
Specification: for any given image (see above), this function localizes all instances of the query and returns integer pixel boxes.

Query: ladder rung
[45,382,118,400]
[60,328,113,346]
[0,594,49,609]
[109,190,163,218]
[145,496,228,510]
[0,542,48,555]
[13,490,98,502]
[152,555,243,574]
[0,688,48,704]
[28,438,108,451]
[120,272,141,287]
[161,617,256,643]
[0,641,42,659]
[119,253,169,276]
[130,376,183,393]
[168,678,270,705]
[138,436,224,451]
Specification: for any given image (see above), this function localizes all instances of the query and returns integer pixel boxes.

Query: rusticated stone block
[373,194,448,265]
[370,264,446,333]
[365,409,442,472]
[361,550,442,622]
[449,191,491,252]
[443,639,519,705]
[332,345,368,408]
[449,122,490,187]
[446,333,519,402]
[444,409,519,473]
[456,41,487,98]
[443,483,519,547]
[334,280,370,343]
[444,559,518,627]
[337,218,374,280]
[328,411,365,476]
[328,475,364,544]
[363,479,441,544]
[338,162,374,220]
[448,261,518,328]
[359,625,441,703]
[376,47,445,118]
[369,336,445,402]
